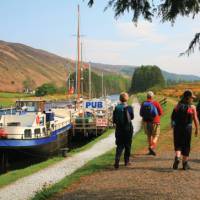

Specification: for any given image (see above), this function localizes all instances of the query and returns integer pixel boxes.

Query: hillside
[91,62,200,81]
[0,40,129,93]
[0,40,74,92]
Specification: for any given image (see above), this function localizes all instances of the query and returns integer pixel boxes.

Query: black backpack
[172,103,192,126]
[197,101,200,121]
[113,104,133,132]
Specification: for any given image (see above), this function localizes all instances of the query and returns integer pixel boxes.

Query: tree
[71,69,130,97]
[130,65,165,93]
[87,0,200,55]
[35,83,57,97]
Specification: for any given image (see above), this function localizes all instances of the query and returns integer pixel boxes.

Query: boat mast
[66,65,71,97]
[77,4,81,101]
[81,42,83,97]
[89,63,92,99]
[102,72,104,98]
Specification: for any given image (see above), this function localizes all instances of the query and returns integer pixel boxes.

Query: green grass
[0,92,31,98]
[0,100,15,107]
[0,129,114,189]
[137,93,146,103]
[32,96,174,200]
[0,92,33,108]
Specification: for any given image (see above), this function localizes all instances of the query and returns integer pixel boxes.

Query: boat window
[40,117,44,125]
[7,122,21,126]
[51,124,54,130]
[42,127,46,134]
[24,129,32,138]
[27,106,36,112]
[34,128,41,135]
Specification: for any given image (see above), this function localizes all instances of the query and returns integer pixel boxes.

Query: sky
[0,0,199,76]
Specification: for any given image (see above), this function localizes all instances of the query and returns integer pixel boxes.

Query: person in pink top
[140,91,163,156]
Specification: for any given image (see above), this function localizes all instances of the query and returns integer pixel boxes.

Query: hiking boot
[114,160,119,169]
[183,161,190,170]
[147,148,156,156]
[125,161,131,166]
[173,157,180,170]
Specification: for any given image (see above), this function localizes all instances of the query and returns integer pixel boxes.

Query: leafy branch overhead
[87,0,200,55]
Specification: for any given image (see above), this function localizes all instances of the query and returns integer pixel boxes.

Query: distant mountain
[90,63,136,77]
[91,62,200,82]
[162,70,200,82]
[0,40,199,92]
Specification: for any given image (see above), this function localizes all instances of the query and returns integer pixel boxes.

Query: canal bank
[0,101,142,200]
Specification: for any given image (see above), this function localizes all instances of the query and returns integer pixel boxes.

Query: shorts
[143,122,160,137]
[173,125,192,157]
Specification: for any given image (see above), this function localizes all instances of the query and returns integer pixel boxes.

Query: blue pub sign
[83,101,105,110]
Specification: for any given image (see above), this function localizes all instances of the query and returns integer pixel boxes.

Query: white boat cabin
[0,100,71,139]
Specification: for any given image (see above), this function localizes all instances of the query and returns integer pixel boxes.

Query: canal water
[107,94,119,103]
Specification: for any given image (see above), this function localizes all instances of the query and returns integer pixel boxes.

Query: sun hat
[147,91,154,99]
[183,90,196,99]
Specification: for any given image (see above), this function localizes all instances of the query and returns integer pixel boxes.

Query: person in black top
[197,99,200,123]
[113,92,134,169]
[171,90,199,170]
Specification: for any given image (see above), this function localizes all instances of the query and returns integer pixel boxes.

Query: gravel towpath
[0,102,141,200]
[54,128,200,200]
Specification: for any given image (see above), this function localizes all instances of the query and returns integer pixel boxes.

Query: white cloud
[64,19,200,76]
[83,38,138,64]
[116,21,167,43]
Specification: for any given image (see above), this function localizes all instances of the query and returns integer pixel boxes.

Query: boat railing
[0,131,51,140]
[0,126,49,140]
[0,120,71,140]
[71,116,113,129]
[54,121,70,130]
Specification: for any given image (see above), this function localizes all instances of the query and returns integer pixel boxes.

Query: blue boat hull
[0,124,72,156]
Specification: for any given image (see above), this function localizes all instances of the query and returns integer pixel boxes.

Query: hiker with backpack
[171,90,199,170]
[113,92,134,169]
[197,99,200,123]
[140,91,163,156]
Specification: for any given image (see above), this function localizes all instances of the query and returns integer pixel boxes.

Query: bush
[57,87,67,94]
[35,83,57,97]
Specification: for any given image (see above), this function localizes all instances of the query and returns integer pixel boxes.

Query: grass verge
[0,129,114,189]
[0,92,33,107]
[32,96,174,200]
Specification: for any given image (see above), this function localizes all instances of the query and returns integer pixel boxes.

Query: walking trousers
[115,131,133,163]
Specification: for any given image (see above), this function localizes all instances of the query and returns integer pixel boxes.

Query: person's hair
[119,92,129,102]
